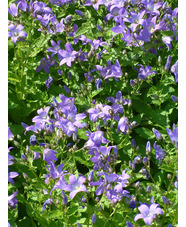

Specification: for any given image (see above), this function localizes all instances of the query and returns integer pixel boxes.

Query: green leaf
[161,31,174,37]
[74,24,91,38]
[91,88,104,98]
[135,127,155,140]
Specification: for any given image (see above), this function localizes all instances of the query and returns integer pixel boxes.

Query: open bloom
[8,24,27,44]
[134,203,163,226]
[62,175,87,200]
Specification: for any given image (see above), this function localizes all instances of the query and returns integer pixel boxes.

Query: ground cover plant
[8,0,178,226]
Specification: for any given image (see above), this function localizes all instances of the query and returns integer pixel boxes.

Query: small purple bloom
[134,203,163,226]
[153,142,166,165]
[62,175,87,200]
[59,43,78,67]
[171,60,178,83]
[43,149,57,164]
[8,24,27,44]
[8,3,19,17]
[32,106,51,124]
[8,190,18,209]
[166,124,178,149]
[8,170,19,186]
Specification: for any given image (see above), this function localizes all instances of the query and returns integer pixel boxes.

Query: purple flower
[117,116,129,135]
[134,203,163,226]
[44,162,66,184]
[153,141,166,165]
[8,3,19,17]
[8,127,14,141]
[42,198,53,213]
[45,76,53,91]
[56,18,64,33]
[136,65,157,80]
[85,131,109,148]
[162,36,173,52]
[59,43,78,67]
[84,0,102,11]
[43,149,57,164]
[164,55,171,71]
[47,40,62,57]
[152,128,162,140]
[171,95,178,103]
[62,175,87,200]
[171,60,178,83]
[91,214,96,224]
[124,10,146,32]
[87,104,112,123]
[166,124,178,149]
[8,190,18,209]
[8,24,27,44]
[146,141,152,154]
[30,135,37,146]
[8,147,15,166]
[36,55,57,74]
[95,78,102,90]
[126,221,133,227]
[8,170,19,186]
[32,107,51,124]
[33,151,41,160]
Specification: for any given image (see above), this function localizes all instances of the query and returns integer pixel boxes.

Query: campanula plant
[8,0,178,226]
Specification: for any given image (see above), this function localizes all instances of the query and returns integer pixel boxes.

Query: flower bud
[158,56,162,65]
[143,156,148,165]
[77,223,82,227]
[13,140,20,147]
[133,156,141,164]
[97,24,102,32]
[30,135,37,146]
[162,196,170,205]
[126,221,133,227]
[91,214,96,224]
[164,55,171,71]
[21,154,27,162]
[23,172,29,180]
[171,95,178,103]
[167,174,172,180]
[152,128,162,140]
[95,197,99,202]
[131,139,136,149]
[146,141,152,154]
[88,170,94,182]
[146,186,151,193]
[135,181,140,188]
